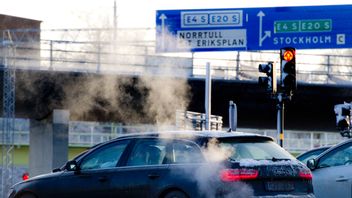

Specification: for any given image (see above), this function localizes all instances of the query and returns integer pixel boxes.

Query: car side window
[127,139,167,166]
[80,140,130,170]
[169,141,205,164]
[318,142,352,168]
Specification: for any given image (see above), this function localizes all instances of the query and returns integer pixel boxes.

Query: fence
[2,28,352,85]
[0,118,347,153]
[238,128,346,153]
[175,110,223,131]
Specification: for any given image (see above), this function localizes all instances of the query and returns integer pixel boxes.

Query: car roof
[73,131,276,163]
[113,130,274,141]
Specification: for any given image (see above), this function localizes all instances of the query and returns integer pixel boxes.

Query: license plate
[265,181,294,192]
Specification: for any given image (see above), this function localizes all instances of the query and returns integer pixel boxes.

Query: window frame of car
[125,137,169,166]
[306,139,352,171]
[162,138,206,165]
[313,140,352,169]
[120,137,206,166]
[75,138,133,171]
[296,146,330,164]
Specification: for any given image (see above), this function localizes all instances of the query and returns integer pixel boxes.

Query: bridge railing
[237,128,346,153]
[175,110,223,131]
[2,28,352,85]
[0,118,347,154]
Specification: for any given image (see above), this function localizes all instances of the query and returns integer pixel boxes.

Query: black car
[9,131,315,198]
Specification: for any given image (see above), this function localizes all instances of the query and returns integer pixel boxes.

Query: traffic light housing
[258,61,276,93]
[280,47,296,95]
[334,103,351,131]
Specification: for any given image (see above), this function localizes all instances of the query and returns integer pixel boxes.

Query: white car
[307,138,352,198]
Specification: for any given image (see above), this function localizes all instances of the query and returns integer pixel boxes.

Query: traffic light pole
[276,93,284,147]
[258,47,296,148]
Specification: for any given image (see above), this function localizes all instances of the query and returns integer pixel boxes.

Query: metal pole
[327,55,331,83]
[113,1,117,53]
[49,40,53,70]
[114,1,117,35]
[1,30,16,198]
[229,101,237,131]
[276,93,284,147]
[205,62,211,130]
[235,51,240,80]
[97,41,101,73]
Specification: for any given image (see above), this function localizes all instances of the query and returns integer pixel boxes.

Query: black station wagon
[9,131,315,198]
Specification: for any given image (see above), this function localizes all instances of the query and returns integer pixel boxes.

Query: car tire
[20,193,36,198]
[163,190,188,198]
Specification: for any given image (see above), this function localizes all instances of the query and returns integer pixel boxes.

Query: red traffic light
[280,47,296,94]
[283,50,295,62]
[22,172,29,181]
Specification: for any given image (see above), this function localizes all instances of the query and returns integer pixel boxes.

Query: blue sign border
[156,4,352,52]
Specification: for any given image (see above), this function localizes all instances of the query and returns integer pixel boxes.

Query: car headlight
[7,188,15,198]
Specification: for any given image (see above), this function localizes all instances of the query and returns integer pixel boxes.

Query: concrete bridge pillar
[29,109,70,177]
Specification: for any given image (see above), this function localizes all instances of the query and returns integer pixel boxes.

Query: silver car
[307,139,352,198]
[296,146,331,164]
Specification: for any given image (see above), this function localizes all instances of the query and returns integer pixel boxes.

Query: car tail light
[22,172,29,181]
[220,168,259,182]
[299,169,312,180]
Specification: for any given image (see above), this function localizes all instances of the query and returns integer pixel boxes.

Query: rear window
[217,138,294,161]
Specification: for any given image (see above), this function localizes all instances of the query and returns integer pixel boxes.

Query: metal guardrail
[238,128,346,153]
[175,110,223,131]
[0,118,346,153]
[2,28,352,85]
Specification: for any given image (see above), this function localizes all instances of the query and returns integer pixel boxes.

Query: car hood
[14,171,64,186]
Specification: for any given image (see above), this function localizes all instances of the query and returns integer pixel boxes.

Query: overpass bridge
[2,28,352,130]
[1,28,352,191]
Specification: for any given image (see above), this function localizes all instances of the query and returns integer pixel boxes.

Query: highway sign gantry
[156,4,352,52]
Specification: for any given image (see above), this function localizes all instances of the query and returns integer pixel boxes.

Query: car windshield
[217,139,295,161]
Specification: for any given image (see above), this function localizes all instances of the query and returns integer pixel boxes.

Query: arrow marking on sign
[159,13,167,50]
[257,11,271,47]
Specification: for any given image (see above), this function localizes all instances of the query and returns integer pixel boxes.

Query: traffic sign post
[156,5,352,52]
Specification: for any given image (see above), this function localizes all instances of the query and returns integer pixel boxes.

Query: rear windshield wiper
[270,157,291,162]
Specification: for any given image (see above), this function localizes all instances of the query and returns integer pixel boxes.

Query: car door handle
[98,176,108,182]
[336,176,349,182]
[148,173,160,179]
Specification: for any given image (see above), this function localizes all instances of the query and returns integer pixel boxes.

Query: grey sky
[1,0,351,29]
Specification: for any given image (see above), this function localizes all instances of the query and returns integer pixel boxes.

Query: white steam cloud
[175,138,254,198]
[16,28,192,127]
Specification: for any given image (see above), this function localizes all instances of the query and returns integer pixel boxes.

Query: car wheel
[20,193,36,198]
[163,190,188,198]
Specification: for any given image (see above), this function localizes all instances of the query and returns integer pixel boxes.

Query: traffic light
[258,61,276,93]
[280,47,296,95]
[334,103,351,131]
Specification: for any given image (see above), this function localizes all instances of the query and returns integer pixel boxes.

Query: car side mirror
[65,160,80,172]
[52,168,61,173]
[307,159,316,170]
